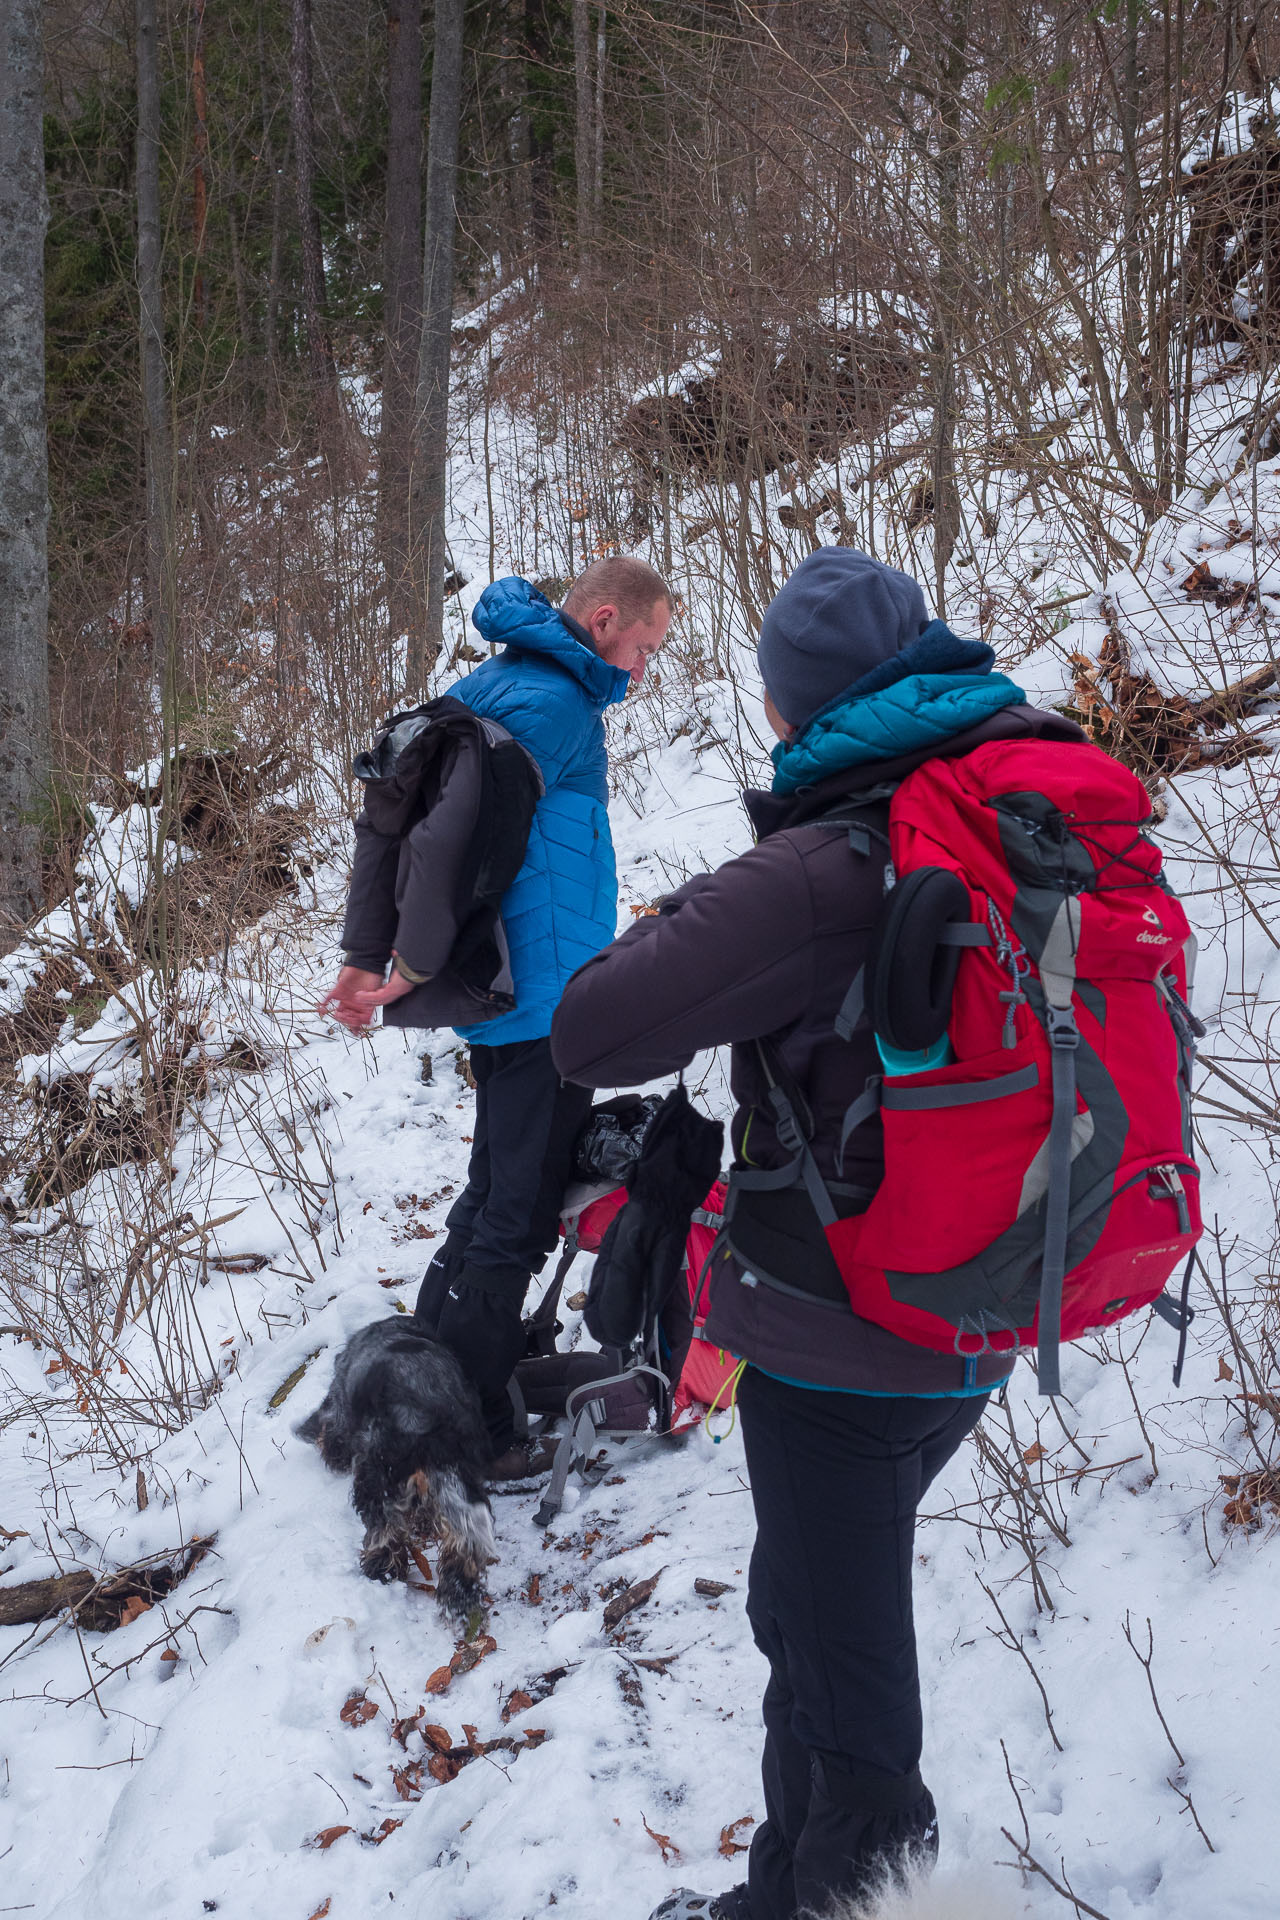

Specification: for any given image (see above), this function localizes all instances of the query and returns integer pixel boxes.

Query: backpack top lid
[888,736,1191,982]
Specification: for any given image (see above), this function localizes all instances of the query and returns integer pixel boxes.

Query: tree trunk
[136,0,178,709]
[1119,0,1146,444]
[407,0,464,693]
[525,0,554,274]
[572,0,593,264]
[930,1,970,619]
[258,14,284,397]
[379,0,424,640]
[0,0,52,944]
[593,6,606,227]
[289,0,338,424]
[191,0,209,329]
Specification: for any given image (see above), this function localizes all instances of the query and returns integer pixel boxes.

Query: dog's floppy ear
[295,1408,323,1443]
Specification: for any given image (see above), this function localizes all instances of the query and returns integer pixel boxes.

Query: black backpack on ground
[344,696,543,1030]
[514,1088,725,1527]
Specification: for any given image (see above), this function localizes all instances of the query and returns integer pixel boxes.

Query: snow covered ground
[4,290,1280,1918]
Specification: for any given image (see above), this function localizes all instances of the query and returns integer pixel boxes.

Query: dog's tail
[822,1865,1021,1920]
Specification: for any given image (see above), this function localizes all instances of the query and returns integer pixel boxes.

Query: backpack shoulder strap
[745,1037,838,1228]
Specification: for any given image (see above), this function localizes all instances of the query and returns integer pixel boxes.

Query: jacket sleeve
[391,735,486,977]
[340,823,399,971]
[550,835,818,1086]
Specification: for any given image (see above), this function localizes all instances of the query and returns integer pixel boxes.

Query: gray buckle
[1045,1004,1079,1049]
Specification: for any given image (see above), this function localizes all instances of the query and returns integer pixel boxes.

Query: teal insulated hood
[770,620,1025,795]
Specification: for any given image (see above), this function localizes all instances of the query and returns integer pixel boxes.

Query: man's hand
[317,964,413,1034]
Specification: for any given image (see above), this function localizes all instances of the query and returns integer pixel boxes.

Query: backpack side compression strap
[1031,895,1084,1396]
[1036,1003,1080,1395]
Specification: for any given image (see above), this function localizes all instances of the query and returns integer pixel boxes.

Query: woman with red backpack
[552,547,1197,1918]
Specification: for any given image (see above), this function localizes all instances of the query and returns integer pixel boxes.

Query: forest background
[5,0,1278,933]
[3,5,1280,1913]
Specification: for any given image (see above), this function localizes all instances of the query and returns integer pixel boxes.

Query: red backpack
[756,738,1203,1393]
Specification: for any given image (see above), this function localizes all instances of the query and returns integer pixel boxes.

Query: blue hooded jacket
[447,577,631,1044]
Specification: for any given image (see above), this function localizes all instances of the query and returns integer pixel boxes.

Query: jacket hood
[471,576,631,709]
[768,619,1024,796]
[745,701,1089,841]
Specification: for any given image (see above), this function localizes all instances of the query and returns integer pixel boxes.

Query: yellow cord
[703,1357,747,1442]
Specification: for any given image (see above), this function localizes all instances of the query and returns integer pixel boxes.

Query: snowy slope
[4,321,1280,1919]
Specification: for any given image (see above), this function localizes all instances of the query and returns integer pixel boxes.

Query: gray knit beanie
[756,548,929,727]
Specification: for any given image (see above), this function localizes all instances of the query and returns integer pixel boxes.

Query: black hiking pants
[415,1036,591,1452]
[736,1366,988,1920]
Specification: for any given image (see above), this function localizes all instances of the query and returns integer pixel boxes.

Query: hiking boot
[485,1436,557,1483]
[647,1888,747,1920]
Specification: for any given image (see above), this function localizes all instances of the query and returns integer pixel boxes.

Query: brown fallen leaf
[408,1542,435,1587]
[119,1594,152,1628]
[502,1688,534,1722]
[422,1722,454,1752]
[339,1691,379,1727]
[643,1813,680,1864]
[634,1654,678,1675]
[1217,1355,1235,1382]
[307,1825,353,1851]
[525,1572,542,1606]
[307,1901,332,1920]
[604,1569,662,1633]
[392,1760,425,1802]
[390,1708,424,1747]
[450,1632,497,1676]
[425,1664,454,1695]
[719,1814,755,1857]
[363,1817,403,1845]
[428,1751,463,1784]
[1021,1441,1046,1465]
[461,1721,484,1754]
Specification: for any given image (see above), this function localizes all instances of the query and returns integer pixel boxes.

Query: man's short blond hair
[562,556,673,628]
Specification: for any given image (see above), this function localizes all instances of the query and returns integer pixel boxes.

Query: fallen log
[0,1535,215,1631]
[1070,612,1278,780]
[0,1569,95,1628]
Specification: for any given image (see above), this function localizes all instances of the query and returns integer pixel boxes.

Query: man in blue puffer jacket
[326,558,672,1475]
